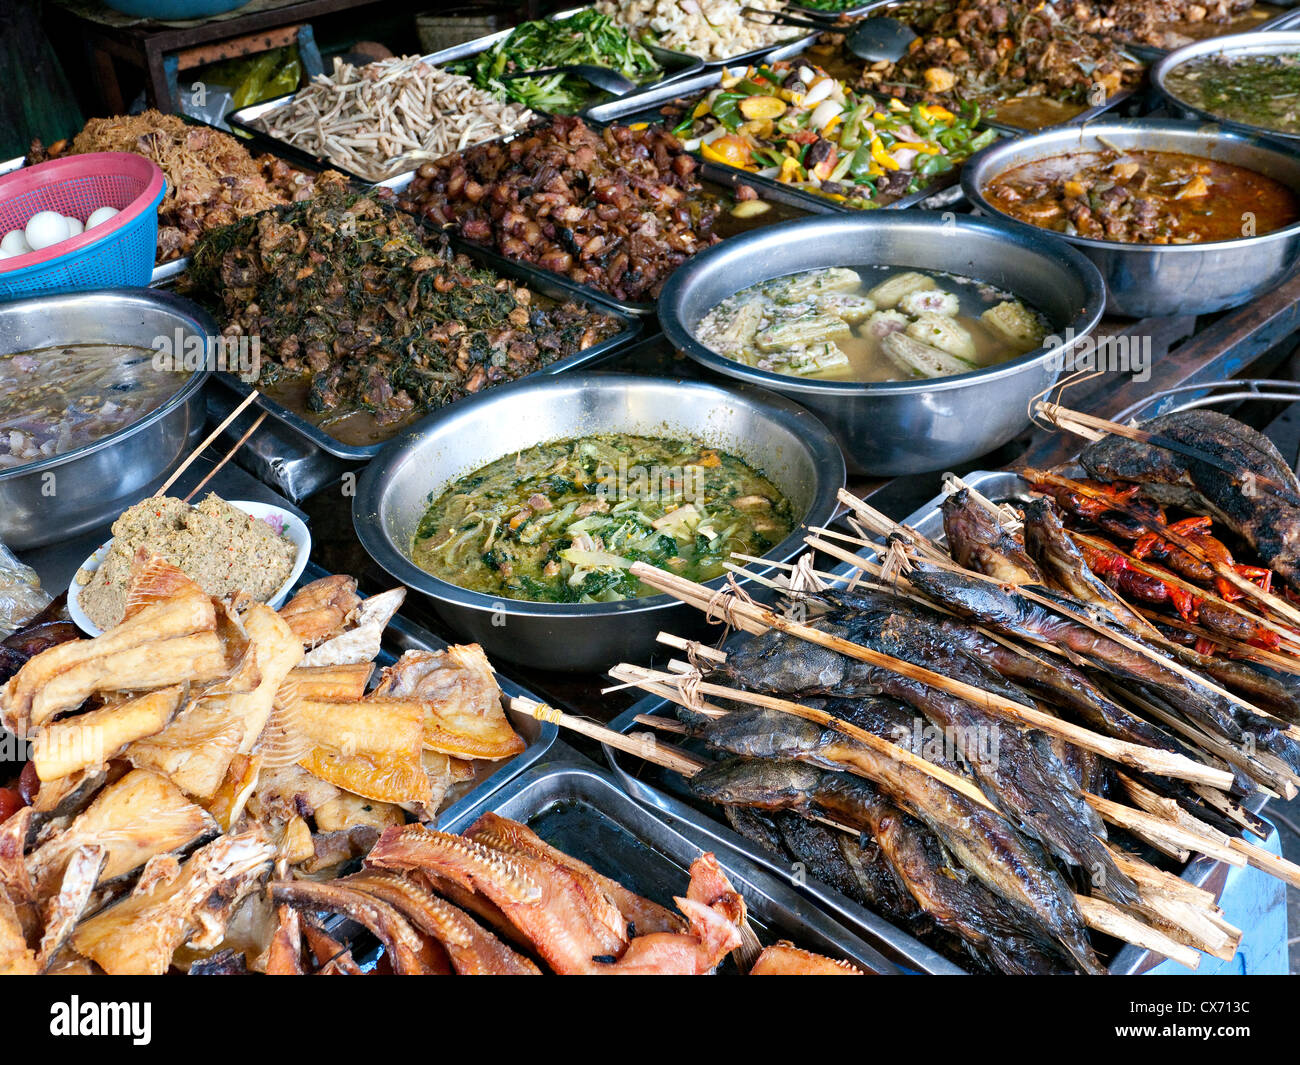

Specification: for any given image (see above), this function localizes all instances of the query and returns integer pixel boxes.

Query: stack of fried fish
[0,553,524,975]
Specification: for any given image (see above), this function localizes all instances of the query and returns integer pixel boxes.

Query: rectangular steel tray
[292,560,558,828]
[586,68,986,214]
[422,5,706,117]
[378,118,820,318]
[441,754,909,972]
[602,469,1278,974]
[1123,1,1300,61]
[206,237,643,461]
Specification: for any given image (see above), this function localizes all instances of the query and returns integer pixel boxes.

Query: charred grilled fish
[690,757,1104,973]
[1081,410,1300,592]
[942,489,1044,585]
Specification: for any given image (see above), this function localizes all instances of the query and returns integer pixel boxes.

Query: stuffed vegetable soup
[692,266,1051,382]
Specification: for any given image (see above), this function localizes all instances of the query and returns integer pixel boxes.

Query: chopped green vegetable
[449,10,661,113]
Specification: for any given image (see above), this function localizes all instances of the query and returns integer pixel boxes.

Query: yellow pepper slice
[779,156,802,184]
[888,98,908,113]
[925,104,955,121]
[893,140,940,154]
[870,136,899,170]
[700,135,756,169]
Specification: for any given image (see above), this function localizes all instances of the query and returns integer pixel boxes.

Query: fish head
[688,758,823,810]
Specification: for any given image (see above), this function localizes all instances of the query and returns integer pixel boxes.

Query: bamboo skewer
[1084,793,1245,868]
[807,526,1300,746]
[154,388,260,498]
[507,696,707,777]
[183,411,269,504]
[1074,896,1199,970]
[649,553,1230,789]
[606,663,998,812]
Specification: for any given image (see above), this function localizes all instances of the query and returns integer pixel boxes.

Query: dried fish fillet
[467,813,684,935]
[374,645,524,760]
[278,575,361,648]
[71,828,274,976]
[343,869,540,975]
[313,791,404,834]
[750,941,865,975]
[34,685,182,781]
[0,891,36,975]
[26,769,216,897]
[28,632,228,728]
[289,696,432,806]
[300,588,405,667]
[281,662,373,700]
[35,845,105,971]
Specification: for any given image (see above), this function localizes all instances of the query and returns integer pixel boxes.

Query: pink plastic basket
[0,152,166,301]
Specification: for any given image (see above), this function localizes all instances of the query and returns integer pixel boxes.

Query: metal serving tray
[422,5,706,117]
[378,120,820,318]
[441,755,907,972]
[208,237,643,461]
[1124,0,1300,62]
[587,76,976,217]
[292,561,558,827]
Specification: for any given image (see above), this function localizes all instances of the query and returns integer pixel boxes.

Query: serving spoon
[496,64,639,96]
[740,6,918,63]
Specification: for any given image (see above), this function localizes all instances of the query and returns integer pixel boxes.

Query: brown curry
[983,149,1300,244]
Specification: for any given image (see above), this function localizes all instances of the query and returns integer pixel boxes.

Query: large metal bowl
[657,211,1106,476]
[1153,32,1300,146]
[353,373,845,672]
[962,119,1300,318]
[0,289,212,549]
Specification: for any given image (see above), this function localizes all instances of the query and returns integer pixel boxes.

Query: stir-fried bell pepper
[672,60,988,208]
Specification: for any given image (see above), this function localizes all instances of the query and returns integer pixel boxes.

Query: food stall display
[2,1,1300,982]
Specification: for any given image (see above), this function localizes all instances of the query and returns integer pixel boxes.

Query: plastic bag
[0,541,49,639]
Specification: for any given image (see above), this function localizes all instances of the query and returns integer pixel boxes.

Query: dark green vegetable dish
[450,10,662,114]
[1164,52,1300,135]
[412,434,796,603]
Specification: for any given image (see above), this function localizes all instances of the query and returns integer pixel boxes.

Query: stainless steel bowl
[1153,32,1300,146]
[962,118,1300,318]
[0,289,212,549]
[657,211,1106,476]
[353,373,845,672]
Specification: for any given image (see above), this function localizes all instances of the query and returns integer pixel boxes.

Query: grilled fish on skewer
[724,622,1138,906]
[1022,497,1148,630]
[902,561,1295,766]
[1081,410,1300,592]
[690,757,1104,974]
[942,489,1043,585]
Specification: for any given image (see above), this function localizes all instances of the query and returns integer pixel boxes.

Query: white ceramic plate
[66,499,311,637]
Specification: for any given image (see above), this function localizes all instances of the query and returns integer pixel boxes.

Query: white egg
[86,206,120,229]
[24,211,71,251]
[64,216,84,236]
[0,229,31,256]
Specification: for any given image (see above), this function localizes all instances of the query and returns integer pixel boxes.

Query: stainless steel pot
[1152,32,1300,146]
[0,289,212,549]
[962,118,1300,318]
[353,373,845,672]
[656,211,1106,475]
